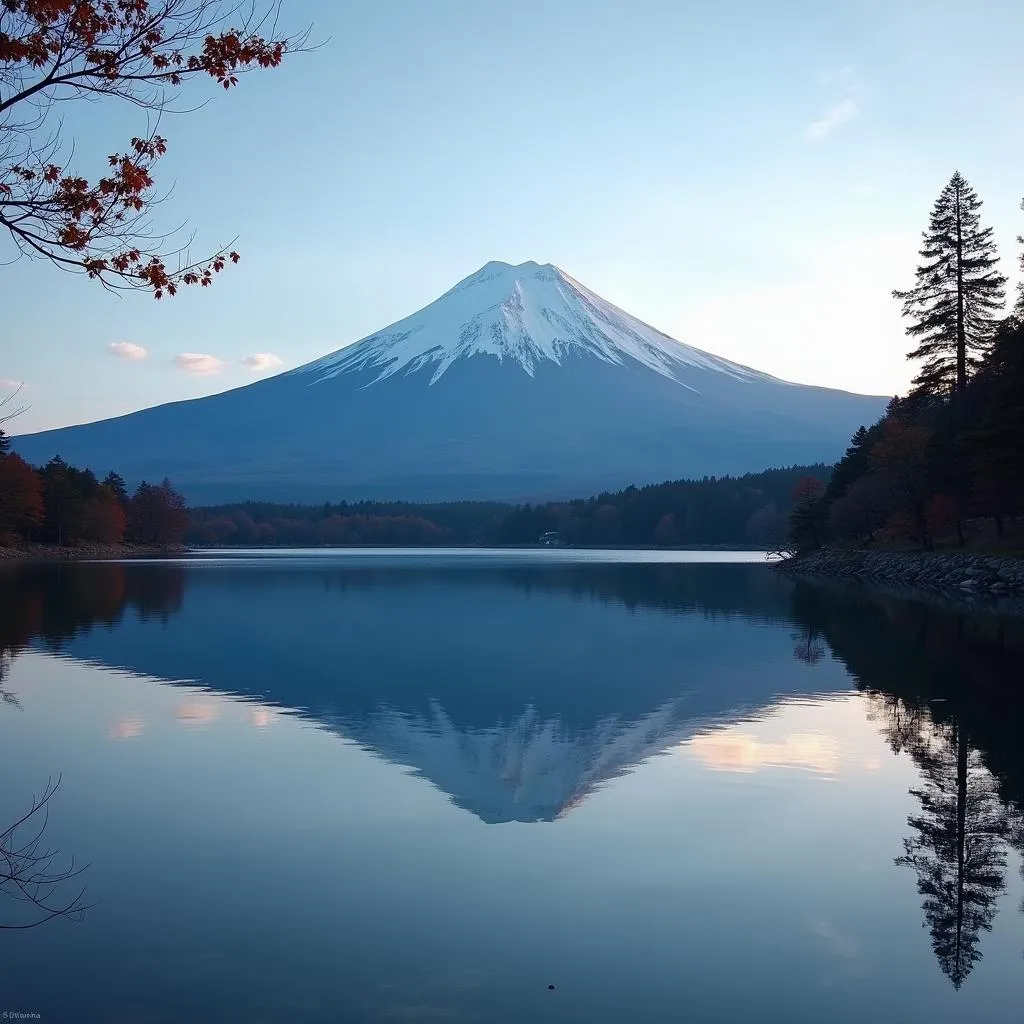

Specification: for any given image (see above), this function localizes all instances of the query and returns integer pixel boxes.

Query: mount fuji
[15,260,887,502]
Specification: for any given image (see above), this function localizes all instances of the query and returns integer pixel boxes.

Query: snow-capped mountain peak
[13,258,889,504]
[297,260,769,388]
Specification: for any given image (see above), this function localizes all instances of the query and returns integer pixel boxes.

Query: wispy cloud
[174,352,227,375]
[807,97,859,140]
[108,341,148,361]
[0,378,24,390]
[241,352,284,374]
[173,351,283,375]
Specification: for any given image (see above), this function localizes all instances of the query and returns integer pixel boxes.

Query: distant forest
[0,420,829,549]
[0,422,828,550]
[186,464,825,548]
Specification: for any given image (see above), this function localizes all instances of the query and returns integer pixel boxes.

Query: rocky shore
[778,548,1024,603]
[0,543,186,561]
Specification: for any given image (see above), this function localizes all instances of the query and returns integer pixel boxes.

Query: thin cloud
[108,341,148,361]
[174,352,226,375]
[0,378,24,390]
[241,352,285,374]
[807,97,859,140]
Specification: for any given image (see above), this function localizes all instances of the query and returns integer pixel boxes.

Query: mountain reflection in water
[2,553,1024,1002]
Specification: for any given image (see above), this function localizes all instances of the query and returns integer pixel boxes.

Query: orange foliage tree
[81,486,126,542]
[0,449,44,537]
[0,1,307,296]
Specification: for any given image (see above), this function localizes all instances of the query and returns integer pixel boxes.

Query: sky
[2,0,1023,434]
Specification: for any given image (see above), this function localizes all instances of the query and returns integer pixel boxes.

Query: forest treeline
[0,426,824,549]
[0,436,188,547]
[186,464,824,548]
[1,421,825,549]
[790,172,1024,553]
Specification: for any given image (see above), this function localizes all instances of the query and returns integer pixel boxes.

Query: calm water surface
[2,549,1024,1022]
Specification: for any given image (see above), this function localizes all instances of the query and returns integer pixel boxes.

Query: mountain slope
[14,260,887,502]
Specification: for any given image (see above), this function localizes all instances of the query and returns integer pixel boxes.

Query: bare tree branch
[1,775,93,929]
[0,382,28,425]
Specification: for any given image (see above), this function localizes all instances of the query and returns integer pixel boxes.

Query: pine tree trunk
[915,503,931,550]
[955,185,967,393]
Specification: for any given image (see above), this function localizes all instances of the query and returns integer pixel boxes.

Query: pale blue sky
[3,0,1023,433]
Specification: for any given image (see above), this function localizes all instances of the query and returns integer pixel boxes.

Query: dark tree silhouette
[102,471,129,506]
[964,318,1024,529]
[896,723,1010,989]
[893,172,1006,398]
[867,417,933,548]
[1016,197,1024,319]
[787,476,826,552]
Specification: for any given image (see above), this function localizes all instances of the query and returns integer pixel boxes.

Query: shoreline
[1,542,761,561]
[0,543,187,562]
[777,548,1024,609]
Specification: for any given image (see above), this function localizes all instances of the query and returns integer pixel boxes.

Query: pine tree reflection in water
[790,580,1024,989]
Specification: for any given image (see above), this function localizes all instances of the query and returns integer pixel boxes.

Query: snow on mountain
[302,260,765,388]
[12,259,889,503]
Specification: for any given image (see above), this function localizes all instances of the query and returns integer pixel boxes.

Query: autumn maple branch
[0,0,311,296]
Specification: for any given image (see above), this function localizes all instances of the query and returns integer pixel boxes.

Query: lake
[2,549,1024,1023]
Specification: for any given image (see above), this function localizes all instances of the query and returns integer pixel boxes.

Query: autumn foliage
[0,1,303,295]
[0,451,43,539]
[0,434,187,547]
[82,489,128,543]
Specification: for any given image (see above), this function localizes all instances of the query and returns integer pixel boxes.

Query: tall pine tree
[1016,197,1024,320]
[893,172,1006,398]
